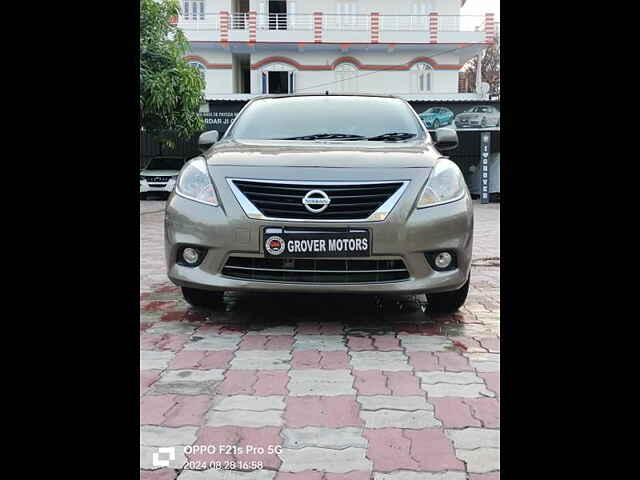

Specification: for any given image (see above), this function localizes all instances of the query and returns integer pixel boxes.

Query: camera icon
[152,447,176,467]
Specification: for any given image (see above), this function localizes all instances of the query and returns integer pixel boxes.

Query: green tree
[140,0,204,147]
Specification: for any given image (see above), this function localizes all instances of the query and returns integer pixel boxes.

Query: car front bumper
[164,190,473,295]
[140,182,175,193]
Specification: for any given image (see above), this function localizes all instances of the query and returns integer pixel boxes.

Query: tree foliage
[463,35,500,97]
[140,0,204,147]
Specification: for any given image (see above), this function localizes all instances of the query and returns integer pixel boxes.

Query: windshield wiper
[275,133,366,141]
[366,132,417,141]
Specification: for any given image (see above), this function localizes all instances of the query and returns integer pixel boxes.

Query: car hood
[204,138,441,168]
[140,169,180,176]
[456,113,481,119]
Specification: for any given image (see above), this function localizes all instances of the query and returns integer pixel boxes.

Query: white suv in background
[140,156,185,199]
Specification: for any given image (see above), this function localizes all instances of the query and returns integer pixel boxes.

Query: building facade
[176,0,497,102]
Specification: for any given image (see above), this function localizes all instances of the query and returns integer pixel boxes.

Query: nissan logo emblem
[302,189,331,213]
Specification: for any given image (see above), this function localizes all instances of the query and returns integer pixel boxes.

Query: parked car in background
[140,156,186,199]
[454,106,500,129]
[418,107,454,129]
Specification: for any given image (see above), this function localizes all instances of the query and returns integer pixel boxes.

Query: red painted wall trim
[184,55,232,69]
[251,55,462,71]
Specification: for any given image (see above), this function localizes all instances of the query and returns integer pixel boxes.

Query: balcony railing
[178,12,496,43]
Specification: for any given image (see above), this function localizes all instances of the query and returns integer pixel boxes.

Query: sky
[461,0,500,22]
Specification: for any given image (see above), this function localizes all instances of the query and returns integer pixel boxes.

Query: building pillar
[371,13,380,43]
[248,11,257,44]
[314,12,323,43]
[485,13,495,43]
[220,11,230,43]
[429,12,438,43]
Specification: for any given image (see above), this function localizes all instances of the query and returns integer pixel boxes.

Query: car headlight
[417,158,466,208]
[139,175,145,182]
[175,158,219,206]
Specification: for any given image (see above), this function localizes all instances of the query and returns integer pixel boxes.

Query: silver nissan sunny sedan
[164,94,473,314]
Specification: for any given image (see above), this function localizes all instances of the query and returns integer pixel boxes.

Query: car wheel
[426,276,470,314]
[433,119,440,129]
[182,287,224,309]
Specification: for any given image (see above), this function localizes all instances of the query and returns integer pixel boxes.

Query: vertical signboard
[481,132,491,204]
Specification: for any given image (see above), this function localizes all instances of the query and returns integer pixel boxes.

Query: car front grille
[222,256,410,283]
[229,180,405,220]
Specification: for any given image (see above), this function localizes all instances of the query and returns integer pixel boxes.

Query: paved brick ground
[140,200,500,479]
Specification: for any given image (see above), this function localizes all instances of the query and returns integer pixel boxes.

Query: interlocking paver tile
[363,428,418,471]
[373,473,467,480]
[282,427,367,449]
[231,350,292,370]
[288,369,355,396]
[145,322,199,336]
[140,351,175,370]
[465,352,500,372]
[407,352,440,371]
[152,369,225,395]
[206,409,284,427]
[421,383,495,398]
[464,398,500,428]
[179,469,276,479]
[353,370,390,395]
[279,446,371,473]
[212,395,285,411]
[246,326,296,335]
[446,428,499,449]
[239,335,294,350]
[168,350,234,369]
[398,335,451,352]
[291,350,350,369]
[404,429,466,471]
[285,396,362,428]
[454,448,500,474]
[141,370,161,395]
[140,333,189,351]
[417,371,484,385]
[478,372,500,397]
[430,398,482,428]
[435,352,473,371]
[469,474,500,480]
[385,371,424,395]
[183,335,241,351]
[349,351,411,371]
[294,335,347,351]
[360,396,440,429]
[139,469,178,480]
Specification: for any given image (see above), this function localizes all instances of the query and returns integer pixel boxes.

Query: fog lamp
[434,252,453,269]
[182,247,200,265]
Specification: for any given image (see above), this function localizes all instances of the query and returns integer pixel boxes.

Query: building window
[414,63,432,93]
[188,61,206,88]
[260,64,295,94]
[183,1,205,20]
[334,63,358,93]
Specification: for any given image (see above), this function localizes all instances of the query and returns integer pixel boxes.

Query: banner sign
[480,132,491,204]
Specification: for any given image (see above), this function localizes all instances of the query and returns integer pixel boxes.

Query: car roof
[249,93,401,101]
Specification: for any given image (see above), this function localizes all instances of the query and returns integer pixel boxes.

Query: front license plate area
[263,227,370,258]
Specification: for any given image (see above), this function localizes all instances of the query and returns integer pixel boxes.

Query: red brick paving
[430,398,482,428]
[285,396,363,428]
[364,428,419,471]
[405,429,466,471]
[353,370,390,395]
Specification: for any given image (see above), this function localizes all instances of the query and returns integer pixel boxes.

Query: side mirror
[433,128,458,151]
[198,130,219,152]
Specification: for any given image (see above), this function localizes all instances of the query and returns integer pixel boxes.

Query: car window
[227,96,426,140]
[146,158,184,170]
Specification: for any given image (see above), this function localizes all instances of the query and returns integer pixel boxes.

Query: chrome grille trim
[226,178,410,222]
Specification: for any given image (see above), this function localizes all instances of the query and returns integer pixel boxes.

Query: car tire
[426,276,470,314]
[433,119,440,129]
[182,287,224,308]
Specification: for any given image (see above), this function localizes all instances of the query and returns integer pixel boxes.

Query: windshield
[227,96,425,141]
[472,107,492,113]
[146,158,184,170]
